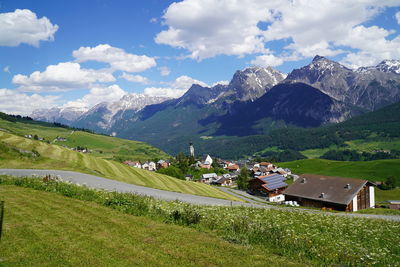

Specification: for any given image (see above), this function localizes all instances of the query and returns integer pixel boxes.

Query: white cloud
[159,66,171,76]
[250,54,284,67]
[64,84,127,109]
[3,66,10,73]
[156,0,400,66]
[396,11,400,24]
[212,80,229,86]
[144,75,208,98]
[12,62,115,92]
[155,0,269,60]
[339,26,400,68]
[73,44,156,72]
[0,88,59,116]
[119,72,150,84]
[0,9,58,47]
[150,17,158,23]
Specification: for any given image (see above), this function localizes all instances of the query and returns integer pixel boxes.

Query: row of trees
[320,149,400,161]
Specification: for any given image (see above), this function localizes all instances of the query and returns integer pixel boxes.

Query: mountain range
[32,56,400,153]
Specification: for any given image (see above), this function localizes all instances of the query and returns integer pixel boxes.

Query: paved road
[1,169,399,221]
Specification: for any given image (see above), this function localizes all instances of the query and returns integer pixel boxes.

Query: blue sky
[0,0,399,115]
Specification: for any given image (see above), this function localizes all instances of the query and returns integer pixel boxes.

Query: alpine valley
[32,56,400,158]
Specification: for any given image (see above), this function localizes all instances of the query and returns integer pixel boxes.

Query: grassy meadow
[1,176,399,266]
[0,185,289,267]
[0,118,169,161]
[0,131,240,201]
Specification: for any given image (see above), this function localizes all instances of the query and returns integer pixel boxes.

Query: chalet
[157,160,170,169]
[259,162,274,168]
[142,161,157,171]
[248,174,288,202]
[212,176,234,187]
[283,174,376,212]
[227,164,240,172]
[201,173,218,184]
[24,134,33,139]
[123,161,141,168]
[56,137,67,142]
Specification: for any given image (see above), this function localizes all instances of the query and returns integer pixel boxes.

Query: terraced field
[0,118,168,161]
[0,131,240,201]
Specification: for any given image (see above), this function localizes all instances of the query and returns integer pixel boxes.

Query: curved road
[1,168,399,221]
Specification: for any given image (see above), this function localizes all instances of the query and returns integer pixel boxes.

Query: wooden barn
[283,174,375,212]
[248,174,288,202]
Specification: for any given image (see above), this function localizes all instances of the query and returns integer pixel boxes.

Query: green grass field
[0,118,169,161]
[280,158,400,201]
[0,185,297,267]
[0,131,240,201]
[301,138,400,158]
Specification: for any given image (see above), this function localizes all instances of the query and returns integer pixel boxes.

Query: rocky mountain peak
[229,66,286,101]
[375,59,400,74]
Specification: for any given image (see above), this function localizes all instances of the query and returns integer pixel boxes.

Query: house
[259,162,274,168]
[142,161,156,171]
[200,173,218,184]
[184,174,193,181]
[248,174,288,202]
[212,176,234,187]
[283,174,376,212]
[56,137,67,142]
[123,161,141,168]
[204,155,213,165]
[227,164,240,172]
[387,200,400,210]
[157,160,170,169]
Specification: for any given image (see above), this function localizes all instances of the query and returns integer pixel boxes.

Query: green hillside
[0,113,168,162]
[0,185,283,266]
[0,130,240,201]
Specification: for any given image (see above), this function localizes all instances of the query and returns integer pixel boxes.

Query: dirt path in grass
[1,168,399,221]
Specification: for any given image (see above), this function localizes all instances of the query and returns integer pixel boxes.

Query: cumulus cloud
[12,62,115,92]
[396,11,400,24]
[73,44,156,72]
[63,84,127,109]
[144,75,208,98]
[159,66,171,76]
[250,54,284,67]
[156,0,400,66]
[0,88,59,115]
[0,9,58,47]
[119,72,150,84]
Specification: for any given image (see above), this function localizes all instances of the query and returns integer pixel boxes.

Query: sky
[0,0,399,115]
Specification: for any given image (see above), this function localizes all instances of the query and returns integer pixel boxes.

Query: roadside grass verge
[0,185,289,267]
[1,176,399,266]
[356,208,400,216]
[0,131,240,201]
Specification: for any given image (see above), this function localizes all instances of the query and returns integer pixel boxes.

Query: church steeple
[189,142,194,157]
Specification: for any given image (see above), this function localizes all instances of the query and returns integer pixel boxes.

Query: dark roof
[283,174,373,205]
[253,174,287,191]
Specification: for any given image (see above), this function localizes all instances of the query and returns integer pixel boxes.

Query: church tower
[189,142,194,157]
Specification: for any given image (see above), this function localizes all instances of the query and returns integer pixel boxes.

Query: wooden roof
[283,174,374,205]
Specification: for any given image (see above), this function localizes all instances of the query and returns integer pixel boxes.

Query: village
[121,143,379,212]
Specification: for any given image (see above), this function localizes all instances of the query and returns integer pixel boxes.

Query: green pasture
[0,185,284,267]
[0,131,240,201]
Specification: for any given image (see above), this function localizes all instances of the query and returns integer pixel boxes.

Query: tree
[236,167,249,190]
[381,176,398,190]
[33,134,39,140]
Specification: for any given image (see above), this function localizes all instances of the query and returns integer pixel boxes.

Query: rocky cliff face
[31,106,87,124]
[285,55,400,110]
